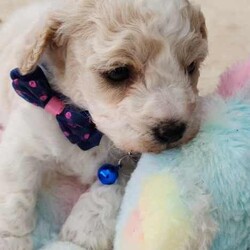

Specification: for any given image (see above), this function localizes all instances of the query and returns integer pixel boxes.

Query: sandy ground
[0,0,250,94]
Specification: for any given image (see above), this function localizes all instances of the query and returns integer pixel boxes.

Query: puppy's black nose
[153,120,186,144]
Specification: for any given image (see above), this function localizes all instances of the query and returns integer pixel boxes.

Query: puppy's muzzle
[153,120,186,144]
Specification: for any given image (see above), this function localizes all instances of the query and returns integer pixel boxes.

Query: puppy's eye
[186,62,196,75]
[106,67,130,82]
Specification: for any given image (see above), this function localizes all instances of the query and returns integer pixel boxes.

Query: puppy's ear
[187,4,207,40]
[19,13,65,74]
[198,11,207,40]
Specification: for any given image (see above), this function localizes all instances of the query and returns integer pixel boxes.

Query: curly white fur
[0,0,207,249]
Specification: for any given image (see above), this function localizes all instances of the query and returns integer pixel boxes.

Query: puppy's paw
[0,213,36,238]
[0,235,32,250]
[0,192,36,237]
[60,218,113,250]
[59,194,114,250]
[59,183,123,250]
[41,241,86,250]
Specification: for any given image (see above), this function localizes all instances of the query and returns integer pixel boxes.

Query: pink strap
[45,97,65,116]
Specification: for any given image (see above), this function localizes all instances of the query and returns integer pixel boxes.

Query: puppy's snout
[153,120,186,144]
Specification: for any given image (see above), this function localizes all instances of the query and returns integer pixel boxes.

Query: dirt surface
[0,0,250,94]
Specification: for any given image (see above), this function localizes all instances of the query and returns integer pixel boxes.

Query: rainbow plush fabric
[115,59,250,250]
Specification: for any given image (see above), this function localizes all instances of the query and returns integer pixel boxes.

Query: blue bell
[98,164,120,185]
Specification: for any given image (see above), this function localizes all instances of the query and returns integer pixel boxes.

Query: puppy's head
[20,0,207,153]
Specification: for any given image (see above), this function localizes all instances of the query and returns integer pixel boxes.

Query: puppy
[0,0,207,249]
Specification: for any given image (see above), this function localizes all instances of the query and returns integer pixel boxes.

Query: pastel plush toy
[114,59,250,250]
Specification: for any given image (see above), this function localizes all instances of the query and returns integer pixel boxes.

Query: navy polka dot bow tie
[10,66,103,151]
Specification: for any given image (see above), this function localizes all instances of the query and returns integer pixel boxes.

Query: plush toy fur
[114,59,250,250]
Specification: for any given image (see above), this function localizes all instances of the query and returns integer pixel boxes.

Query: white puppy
[0,0,207,249]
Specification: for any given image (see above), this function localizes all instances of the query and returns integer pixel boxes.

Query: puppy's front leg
[60,180,125,250]
[0,116,44,249]
[0,148,40,249]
